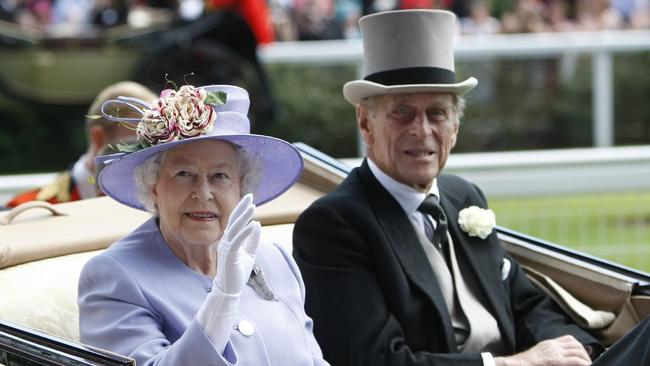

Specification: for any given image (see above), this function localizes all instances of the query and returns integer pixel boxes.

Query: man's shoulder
[297,167,368,221]
[438,173,484,197]
[438,173,474,188]
[314,167,366,204]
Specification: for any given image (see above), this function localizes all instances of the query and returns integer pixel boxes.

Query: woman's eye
[213,172,230,180]
[176,170,191,177]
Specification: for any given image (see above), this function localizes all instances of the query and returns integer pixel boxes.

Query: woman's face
[152,140,242,250]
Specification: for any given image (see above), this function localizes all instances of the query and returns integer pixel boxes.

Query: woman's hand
[197,193,261,353]
[214,193,261,295]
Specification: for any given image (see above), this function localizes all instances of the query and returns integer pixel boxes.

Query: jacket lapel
[357,161,456,349]
[439,182,515,350]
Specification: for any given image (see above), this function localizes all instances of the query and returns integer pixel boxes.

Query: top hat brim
[343,77,478,105]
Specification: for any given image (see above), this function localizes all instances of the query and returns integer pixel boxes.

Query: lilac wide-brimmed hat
[95,84,303,211]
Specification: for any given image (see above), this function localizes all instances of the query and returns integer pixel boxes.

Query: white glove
[214,193,261,295]
[196,193,262,354]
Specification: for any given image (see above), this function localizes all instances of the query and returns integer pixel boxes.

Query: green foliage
[614,52,650,145]
[0,96,86,173]
[261,64,358,158]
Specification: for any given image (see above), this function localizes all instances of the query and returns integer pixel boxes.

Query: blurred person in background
[5,81,156,208]
[546,0,577,32]
[459,0,501,34]
[575,0,622,30]
[205,0,276,43]
[336,0,362,38]
[268,0,297,40]
[292,0,343,40]
[11,0,53,27]
[501,0,546,32]
[90,0,129,27]
[50,0,93,27]
[629,0,650,28]
[0,0,24,21]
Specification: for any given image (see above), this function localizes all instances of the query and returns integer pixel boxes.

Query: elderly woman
[78,84,328,365]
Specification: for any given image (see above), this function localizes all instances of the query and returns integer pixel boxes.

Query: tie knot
[418,195,447,225]
[418,194,441,215]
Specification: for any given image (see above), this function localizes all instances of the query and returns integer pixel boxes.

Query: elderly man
[293,9,650,366]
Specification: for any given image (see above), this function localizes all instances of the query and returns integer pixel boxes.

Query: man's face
[358,92,459,192]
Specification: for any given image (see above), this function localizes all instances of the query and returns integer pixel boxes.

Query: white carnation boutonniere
[458,206,496,239]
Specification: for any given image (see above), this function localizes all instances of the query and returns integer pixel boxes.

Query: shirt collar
[367,158,440,215]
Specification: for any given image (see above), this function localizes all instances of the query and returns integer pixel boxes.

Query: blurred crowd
[1,0,649,43]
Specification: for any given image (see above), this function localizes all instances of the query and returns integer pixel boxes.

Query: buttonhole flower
[458,206,496,239]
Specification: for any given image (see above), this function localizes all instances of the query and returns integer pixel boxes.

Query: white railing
[259,30,650,149]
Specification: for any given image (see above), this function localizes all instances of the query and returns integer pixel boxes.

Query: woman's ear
[151,184,159,210]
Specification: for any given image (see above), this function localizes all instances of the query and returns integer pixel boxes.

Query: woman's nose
[193,175,214,201]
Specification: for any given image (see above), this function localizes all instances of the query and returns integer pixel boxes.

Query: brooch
[247,264,279,301]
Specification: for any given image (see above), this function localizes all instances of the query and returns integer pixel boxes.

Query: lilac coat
[78,218,327,365]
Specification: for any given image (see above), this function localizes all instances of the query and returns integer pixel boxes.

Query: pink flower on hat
[175,86,216,138]
[136,85,218,146]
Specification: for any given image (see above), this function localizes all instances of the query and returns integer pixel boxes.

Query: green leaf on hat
[116,140,149,153]
[205,91,227,106]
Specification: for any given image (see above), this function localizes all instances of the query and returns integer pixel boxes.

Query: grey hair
[236,145,263,197]
[359,94,466,124]
[133,142,263,214]
[134,152,166,213]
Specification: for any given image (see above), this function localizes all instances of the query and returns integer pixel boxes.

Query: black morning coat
[293,159,601,366]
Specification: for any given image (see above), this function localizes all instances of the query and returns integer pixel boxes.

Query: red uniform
[6,171,82,208]
[206,0,275,44]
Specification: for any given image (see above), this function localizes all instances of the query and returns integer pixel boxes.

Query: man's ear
[450,122,459,149]
[86,125,110,171]
[89,125,108,154]
[356,104,373,146]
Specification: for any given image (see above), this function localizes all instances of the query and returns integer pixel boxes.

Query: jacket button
[237,320,254,336]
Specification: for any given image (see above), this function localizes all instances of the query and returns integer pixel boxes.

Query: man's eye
[427,109,447,120]
[391,106,412,119]
[176,171,191,177]
[393,107,408,115]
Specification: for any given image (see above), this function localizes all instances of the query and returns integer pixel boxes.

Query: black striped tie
[417,194,448,251]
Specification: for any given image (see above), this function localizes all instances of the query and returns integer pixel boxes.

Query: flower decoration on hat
[458,206,496,239]
[101,84,226,153]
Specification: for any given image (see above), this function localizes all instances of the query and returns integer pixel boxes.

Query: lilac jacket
[78,218,327,365]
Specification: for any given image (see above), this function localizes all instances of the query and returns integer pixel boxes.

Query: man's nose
[409,112,433,137]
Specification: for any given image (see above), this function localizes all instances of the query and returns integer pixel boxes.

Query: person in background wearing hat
[78,84,328,365]
[293,9,650,366]
[5,81,156,208]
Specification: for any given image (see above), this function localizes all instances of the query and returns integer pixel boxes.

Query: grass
[489,191,650,273]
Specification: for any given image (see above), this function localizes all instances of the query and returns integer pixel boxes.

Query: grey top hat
[343,10,478,105]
